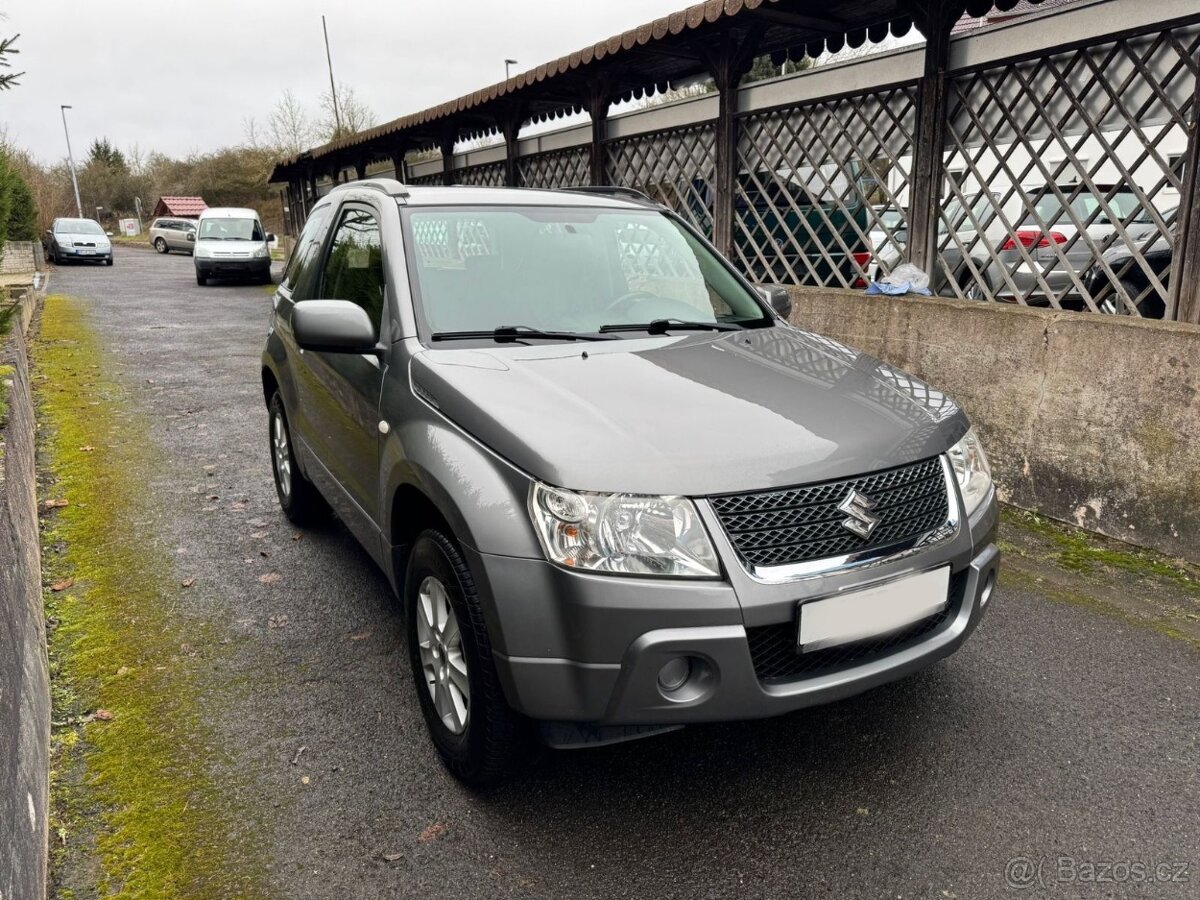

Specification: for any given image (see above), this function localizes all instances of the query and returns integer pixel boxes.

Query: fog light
[657,657,692,693]
[980,570,996,607]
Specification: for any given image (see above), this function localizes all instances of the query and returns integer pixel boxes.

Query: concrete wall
[786,287,1199,562]
[0,295,48,900]
[0,242,38,275]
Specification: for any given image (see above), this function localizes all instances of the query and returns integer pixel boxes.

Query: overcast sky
[2,0,692,164]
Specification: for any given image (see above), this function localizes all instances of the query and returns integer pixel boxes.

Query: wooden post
[588,77,611,185]
[906,0,954,275]
[354,158,367,181]
[501,107,524,187]
[440,131,457,186]
[707,27,763,257]
[391,144,409,183]
[1169,61,1200,324]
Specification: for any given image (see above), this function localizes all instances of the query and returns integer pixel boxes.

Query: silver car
[148,217,197,254]
[43,218,113,266]
[262,180,1000,785]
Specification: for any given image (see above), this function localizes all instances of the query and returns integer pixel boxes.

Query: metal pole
[60,104,83,218]
[322,16,342,136]
[505,59,518,80]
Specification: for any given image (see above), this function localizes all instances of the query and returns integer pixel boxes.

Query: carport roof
[270,0,1052,183]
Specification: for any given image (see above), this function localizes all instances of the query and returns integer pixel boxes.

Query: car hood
[56,231,109,245]
[410,326,968,496]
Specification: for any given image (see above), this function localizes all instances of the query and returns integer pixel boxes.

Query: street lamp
[60,104,83,218]
[505,58,518,80]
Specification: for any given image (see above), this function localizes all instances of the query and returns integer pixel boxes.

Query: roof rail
[330,177,410,198]
[558,186,662,208]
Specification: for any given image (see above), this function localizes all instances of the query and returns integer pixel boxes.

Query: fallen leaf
[251,531,268,539]
[116,666,130,676]
[259,572,282,584]
[231,502,247,511]
[381,851,405,862]
[206,494,220,501]
[418,822,449,843]
[44,499,69,509]
[301,775,310,785]
[93,709,114,721]
[268,614,289,629]
[292,533,302,541]
[249,519,269,528]
[79,445,95,452]
[349,631,370,641]
[50,578,74,592]
[201,506,217,512]
[181,577,196,588]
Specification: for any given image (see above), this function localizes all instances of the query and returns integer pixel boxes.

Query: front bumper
[195,257,271,276]
[477,490,999,727]
[56,246,111,262]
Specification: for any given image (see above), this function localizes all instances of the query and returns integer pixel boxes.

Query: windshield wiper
[430,325,618,343]
[600,318,741,335]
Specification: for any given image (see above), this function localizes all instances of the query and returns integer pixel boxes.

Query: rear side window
[321,207,385,334]
[282,206,332,297]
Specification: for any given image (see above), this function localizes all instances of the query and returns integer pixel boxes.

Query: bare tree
[318,83,377,142]
[267,90,316,156]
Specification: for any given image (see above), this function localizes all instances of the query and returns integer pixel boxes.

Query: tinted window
[283,206,332,297]
[322,207,385,334]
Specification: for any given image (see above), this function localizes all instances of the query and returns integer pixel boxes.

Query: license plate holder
[797,566,950,653]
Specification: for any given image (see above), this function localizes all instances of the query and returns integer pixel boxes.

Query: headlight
[528,483,720,578]
[947,427,993,515]
[252,245,269,259]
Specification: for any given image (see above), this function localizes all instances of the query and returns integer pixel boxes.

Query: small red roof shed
[151,196,208,218]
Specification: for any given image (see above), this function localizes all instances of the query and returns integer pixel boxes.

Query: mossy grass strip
[36,294,266,899]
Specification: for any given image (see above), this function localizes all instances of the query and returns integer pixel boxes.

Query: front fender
[381,411,541,561]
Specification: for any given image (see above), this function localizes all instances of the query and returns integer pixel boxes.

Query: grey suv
[262,179,999,785]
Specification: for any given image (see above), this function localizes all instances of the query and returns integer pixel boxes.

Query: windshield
[403,206,771,339]
[198,217,263,241]
[55,219,104,235]
[1024,189,1149,226]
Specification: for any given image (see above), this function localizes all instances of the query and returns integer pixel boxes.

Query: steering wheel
[602,290,659,317]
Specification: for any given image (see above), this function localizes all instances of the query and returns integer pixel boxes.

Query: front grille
[709,456,949,569]
[746,570,968,682]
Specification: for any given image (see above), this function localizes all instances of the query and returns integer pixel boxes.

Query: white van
[193,207,274,285]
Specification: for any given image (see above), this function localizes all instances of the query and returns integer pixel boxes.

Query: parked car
[1084,205,1176,319]
[869,193,1001,293]
[974,183,1153,305]
[149,216,197,254]
[262,179,999,785]
[43,217,113,266]
[868,203,905,257]
[194,207,273,285]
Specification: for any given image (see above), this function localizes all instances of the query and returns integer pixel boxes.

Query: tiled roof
[155,196,208,217]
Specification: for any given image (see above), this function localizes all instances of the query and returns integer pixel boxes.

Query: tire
[195,270,206,286]
[960,265,990,301]
[154,237,168,254]
[405,529,532,787]
[268,392,326,526]
[104,257,113,267]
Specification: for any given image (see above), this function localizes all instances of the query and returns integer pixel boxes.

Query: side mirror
[106,231,114,237]
[293,300,377,354]
[757,285,792,319]
[266,233,276,243]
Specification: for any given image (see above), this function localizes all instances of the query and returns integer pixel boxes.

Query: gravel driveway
[40,247,1200,899]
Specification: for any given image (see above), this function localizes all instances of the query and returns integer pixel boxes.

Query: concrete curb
[1,287,48,900]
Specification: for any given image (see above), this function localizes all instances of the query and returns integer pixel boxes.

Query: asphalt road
[45,247,1200,899]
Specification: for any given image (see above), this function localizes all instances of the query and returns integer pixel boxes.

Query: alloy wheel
[272,413,291,498]
[416,575,470,735]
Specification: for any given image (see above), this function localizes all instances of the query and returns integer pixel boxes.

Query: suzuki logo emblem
[838,489,880,539]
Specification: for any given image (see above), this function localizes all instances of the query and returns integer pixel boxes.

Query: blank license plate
[77,249,94,255]
[798,566,950,652]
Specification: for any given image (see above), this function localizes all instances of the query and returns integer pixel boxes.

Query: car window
[198,217,264,241]
[283,206,332,298]
[321,207,385,335]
